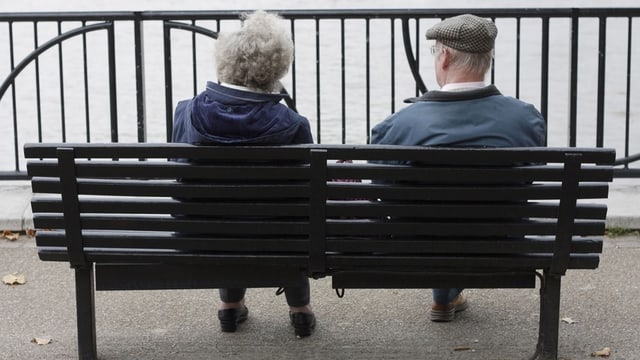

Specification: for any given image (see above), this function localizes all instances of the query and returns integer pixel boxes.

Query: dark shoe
[218,306,249,332]
[289,312,316,338]
[430,292,468,322]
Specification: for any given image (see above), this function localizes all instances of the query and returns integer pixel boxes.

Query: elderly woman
[172,10,315,338]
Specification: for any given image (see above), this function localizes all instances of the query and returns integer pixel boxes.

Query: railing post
[107,22,118,142]
[596,16,607,148]
[568,9,579,147]
[163,21,173,142]
[540,16,549,137]
[134,12,147,143]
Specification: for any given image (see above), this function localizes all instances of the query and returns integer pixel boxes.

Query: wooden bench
[24,143,615,360]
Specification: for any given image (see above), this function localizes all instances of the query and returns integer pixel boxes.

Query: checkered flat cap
[426,14,497,53]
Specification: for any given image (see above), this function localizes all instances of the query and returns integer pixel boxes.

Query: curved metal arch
[163,20,219,39]
[401,18,428,95]
[162,20,298,112]
[615,153,640,167]
[0,21,113,101]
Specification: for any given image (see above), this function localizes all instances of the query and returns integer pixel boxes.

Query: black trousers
[219,275,311,307]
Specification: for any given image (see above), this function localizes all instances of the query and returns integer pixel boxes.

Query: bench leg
[533,271,561,360]
[75,266,97,360]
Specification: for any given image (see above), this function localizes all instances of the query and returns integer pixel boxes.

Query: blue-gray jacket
[371,85,546,163]
[172,82,313,145]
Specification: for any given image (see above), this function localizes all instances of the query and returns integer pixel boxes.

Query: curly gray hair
[215,10,294,93]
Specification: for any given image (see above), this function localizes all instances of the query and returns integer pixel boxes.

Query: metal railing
[1,8,639,178]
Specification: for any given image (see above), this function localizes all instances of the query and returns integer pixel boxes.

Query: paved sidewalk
[1,234,639,359]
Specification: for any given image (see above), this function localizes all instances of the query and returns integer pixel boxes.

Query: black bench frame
[24,143,615,360]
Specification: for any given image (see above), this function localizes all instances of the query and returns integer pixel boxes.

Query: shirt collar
[220,82,270,94]
[440,82,486,92]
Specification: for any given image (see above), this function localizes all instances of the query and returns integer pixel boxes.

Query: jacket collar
[404,84,502,103]
[205,81,286,104]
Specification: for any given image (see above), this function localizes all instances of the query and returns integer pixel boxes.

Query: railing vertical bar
[540,16,550,138]
[81,21,91,142]
[365,18,371,144]
[624,17,632,167]
[340,18,346,144]
[595,16,606,148]
[57,21,67,142]
[516,17,521,99]
[191,19,198,97]
[290,19,297,108]
[107,21,118,142]
[163,21,173,142]
[491,17,496,84]
[134,13,146,142]
[33,21,43,142]
[568,12,579,147]
[390,18,396,114]
[9,21,19,171]
[315,17,321,144]
[415,17,421,97]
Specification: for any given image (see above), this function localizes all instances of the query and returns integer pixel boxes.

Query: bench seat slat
[33,215,310,234]
[95,263,310,290]
[327,183,610,201]
[35,230,310,251]
[33,215,604,237]
[74,162,311,180]
[28,161,312,180]
[326,220,605,237]
[332,271,537,289]
[34,231,601,254]
[23,144,615,163]
[326,236,603,254]
[325,201,607,219]
[327,165,613,183]
[30,199,606,220]
[82,182,310,198]
[326,254,601,270]
[30,177,311,198]
[37,247,310,265]
[32,198,310,216]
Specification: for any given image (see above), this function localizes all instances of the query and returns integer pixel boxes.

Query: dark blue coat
[172,82,313,145]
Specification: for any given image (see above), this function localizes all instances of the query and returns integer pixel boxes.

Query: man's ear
[440,48,450,69]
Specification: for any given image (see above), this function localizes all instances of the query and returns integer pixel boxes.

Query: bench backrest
[25,143,615,278]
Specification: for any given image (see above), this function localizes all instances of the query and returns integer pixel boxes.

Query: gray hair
[439,43,494,77]
[215,10,294,93]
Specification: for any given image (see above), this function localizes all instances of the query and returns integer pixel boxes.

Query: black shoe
[218,306,249,332]
[289,312,316,338]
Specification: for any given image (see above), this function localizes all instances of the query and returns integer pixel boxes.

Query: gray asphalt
[1,179,639,359]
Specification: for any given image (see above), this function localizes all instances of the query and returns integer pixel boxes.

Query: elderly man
[371,14,547,322]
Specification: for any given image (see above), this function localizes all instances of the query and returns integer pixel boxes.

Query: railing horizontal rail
[1,8,639,179]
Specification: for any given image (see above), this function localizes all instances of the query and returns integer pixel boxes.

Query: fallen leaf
[561,317,577,324]
[26,229,36,237]
[591,347,611,357]
[31,337,52,345]
[453,346,472,351]
[2,230,19,241]
[2,272,26,285]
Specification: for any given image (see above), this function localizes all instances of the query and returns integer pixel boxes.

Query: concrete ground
[1,234,639,360]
